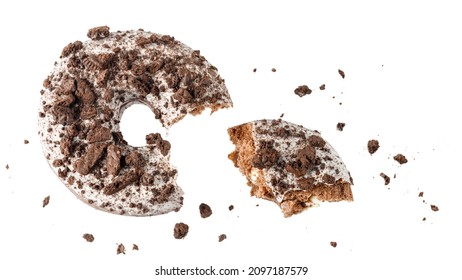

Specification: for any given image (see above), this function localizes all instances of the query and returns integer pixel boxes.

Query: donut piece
[228,119,353,217]
[38,26,232,216]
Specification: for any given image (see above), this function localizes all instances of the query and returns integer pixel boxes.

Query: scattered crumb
[294,85,312,97]
[379,173,390,185]
[393,174,397,179]
[418,192,424,197]
[330,241,337,248]
[117,243,126,255]
[199,203,212,218]
[24,139,29,144]
[394,154,408,164]
[430,205,439,212]
[174,222,189,239]
[338,69,345,79]
[319,84,326,90]
[82,233,95,242]
[256,204,259,207]
[422,217,427,221]
[367,140,380,155]
[271,68,276,72]
[132,244,139,251]
[218,234,227,242]
[42,195,50,208]
[279,113,284,118]
[253,68,257,73]
[336,122,345,131]
[5,164,9,170]
[228,205,234,211]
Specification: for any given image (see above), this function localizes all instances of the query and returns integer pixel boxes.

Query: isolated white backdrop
[1,1,461,279]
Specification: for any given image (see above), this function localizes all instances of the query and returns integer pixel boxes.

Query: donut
[38,26,232,216]
[227,119,353,217]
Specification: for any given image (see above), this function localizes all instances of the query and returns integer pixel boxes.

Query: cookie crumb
[253,68,257,73]
[117,243,126,255]
[5,164,9,170]
[319,84,326,90]
[199,203,212,218]
[430,205,439,212]
[418,191,424,197]
[218,234,227,242]
[294,85,312,97]
[42,195,50,208]
[393,154,408,164]
[279,113,284,118]
[367,140,380,155]
[330,241,337,248]
[24,139,29,144]
[132,244,139,250]
[82,233,95,242]
[379,173,390,185]
[336,122,345,131]
[271,68,276,72]
[228,205,234,211]
[174,222,189,239]
[422,217,427,221]
[338,69,345,79]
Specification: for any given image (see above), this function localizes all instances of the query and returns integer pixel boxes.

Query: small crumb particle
[418,192,424,197]
[394,154,408,164]
[5,164,9,170]
[228,205,234,211]
[82,233,95,242]
[117,243,126,255]
[319,84,326,90]
[279,113,284,118]
[218,234,227,242]
[330,241,337,248]
[24,139,29,144]
[336,122,345,131]
[256,204,259,207]
[338,69,345,79]
[42,195,50,207]
[294,85,312,97]
[199,203,212,218]
[132,244,139,250]
[380,173,391,185]
[430,205,439,212]
[422,217,427,221]
[367,140,380,155]
[253,68,257,72]
[271,68,276,72]
[174,222,189,239]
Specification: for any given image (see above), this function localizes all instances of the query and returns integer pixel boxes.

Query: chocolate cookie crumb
[199,203,212,218]
[338,69,345,79]
[330,241,337,248]
[5,164,9,170]
[174,222,189,239]
[430,205,439,212]
[319,84,326,90]
[418,192,424,197]
[87,26,110,40]
[132,244,139,250]
[228,205,234,211]
[394,154,408,164]
[279,113,284,118]
[422,217,427,221]
[82,233,94,242]
[42,195,50,207]
[336,122,345,131]
[271,68,276,72]
[367,140,380,155]
[253,68,257,72]
[379,173,390,185]
[24,139,29,144]
[117,243,126,254]
[294,85,312,97]
[218,234,227,242]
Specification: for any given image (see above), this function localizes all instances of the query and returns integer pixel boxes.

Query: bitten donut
[38,26,232,216]
[228,119,353,217]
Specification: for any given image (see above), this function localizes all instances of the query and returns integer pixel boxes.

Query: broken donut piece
[227,119,353,217]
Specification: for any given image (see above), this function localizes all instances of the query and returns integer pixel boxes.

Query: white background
[1,1,461,279]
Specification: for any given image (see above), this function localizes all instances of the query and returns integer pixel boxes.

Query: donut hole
[119,103,166,147]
